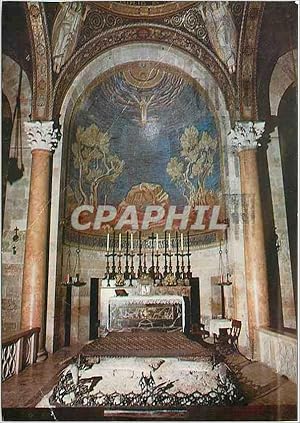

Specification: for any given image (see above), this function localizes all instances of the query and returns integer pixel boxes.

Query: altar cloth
[108,295,185,331]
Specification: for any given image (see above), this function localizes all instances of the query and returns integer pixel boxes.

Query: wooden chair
[190,323,210,340]
[214,319,242,350]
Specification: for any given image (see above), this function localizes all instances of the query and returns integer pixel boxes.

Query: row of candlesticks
[103,231,192,286]
[106,232,186,252]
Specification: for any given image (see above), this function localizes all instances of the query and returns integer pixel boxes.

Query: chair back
[230,319,241,337]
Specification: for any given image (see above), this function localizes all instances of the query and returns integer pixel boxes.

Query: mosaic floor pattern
[37,356,244,409]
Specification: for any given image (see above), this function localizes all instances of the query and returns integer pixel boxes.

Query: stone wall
[1,55,32,335]
[257,328,297,383]
[62,237,249,350]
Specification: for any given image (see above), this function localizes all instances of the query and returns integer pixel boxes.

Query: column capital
[24,121,60,152]
[228,121,265,153]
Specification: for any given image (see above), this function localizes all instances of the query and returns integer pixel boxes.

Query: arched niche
[277,85,297,313]
[269,49,297,117]
[46,43,247,352]
[266,49,297,330]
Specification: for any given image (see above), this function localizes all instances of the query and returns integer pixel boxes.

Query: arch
[52,24,237,121]
[25,2,52,120]
[46,42,247,352]
[269,49,297,116]
[265,49,297,330]
[237,2,265,120]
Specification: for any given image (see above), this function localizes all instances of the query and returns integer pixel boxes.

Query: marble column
[21,121,59,361]
[229,121,270,357]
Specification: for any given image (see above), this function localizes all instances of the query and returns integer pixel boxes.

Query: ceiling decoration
[74,2,244,57]
[237,2,265,120]
[23,2,245,121]
[53,25,236,120]
[25,2,52,120]
[123,62,166,89]
[51,3,89,74]
[92,2,195,18]
[102,64,184,126]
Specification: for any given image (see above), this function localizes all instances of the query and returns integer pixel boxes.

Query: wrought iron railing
[2,327,40,382]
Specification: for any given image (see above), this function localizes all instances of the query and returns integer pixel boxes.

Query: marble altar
[108,295,185,331]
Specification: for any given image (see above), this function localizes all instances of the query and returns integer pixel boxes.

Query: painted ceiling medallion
[123,62,164,89]
[93,1,196,18]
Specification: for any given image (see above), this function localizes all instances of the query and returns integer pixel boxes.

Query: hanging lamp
[62,245,73,286]
[7,68,24,184]
[72,236,86,287]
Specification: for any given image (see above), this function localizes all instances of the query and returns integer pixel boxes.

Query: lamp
[12,226,19,255]
[217,227,232,319]
[62,245,73,286]
[72,243,86,287]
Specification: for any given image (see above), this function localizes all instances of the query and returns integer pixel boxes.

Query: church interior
[1,1,298,420]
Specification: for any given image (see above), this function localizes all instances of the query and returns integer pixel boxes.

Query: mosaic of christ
[66,62,223,235]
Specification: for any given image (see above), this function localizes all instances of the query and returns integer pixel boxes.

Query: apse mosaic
[66,62,224,240]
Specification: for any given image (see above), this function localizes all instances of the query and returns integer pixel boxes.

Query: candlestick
[130,233,133,250]
[143,252,147,274]
[181,233,184,251]
[164,232,168,276]
[168,233,171,251]
[119,233,122,251]
[180,250,185,280]
[187,231,191,278]
[129,251,135,286]
[106,233,110,251]
[137,231,143,277]
[151,232,155,281]
[168,250,173,274]
[155,251,162,284]
[175,231,180,279]
[111,231,116,278]
[105,252,111,287]
[124,232,129,280]
[117,251,122,272]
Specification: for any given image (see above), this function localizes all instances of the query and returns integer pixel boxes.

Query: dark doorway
[89,278,99,340]
[278,84,298,315]
[190,278,200,326]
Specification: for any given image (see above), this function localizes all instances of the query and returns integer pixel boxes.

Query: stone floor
[1,343,83,408]
[1,337,297,420]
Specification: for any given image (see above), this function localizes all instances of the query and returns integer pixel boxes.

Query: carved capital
[24,121,59,152]
[228,121,265,152]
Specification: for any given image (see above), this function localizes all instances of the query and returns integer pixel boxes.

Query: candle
[130,233,133,250]
[156,233,159,251]
[119,233,122,251]
[181,233,184,251]
[106,233,110,251]
[168,233,171,250]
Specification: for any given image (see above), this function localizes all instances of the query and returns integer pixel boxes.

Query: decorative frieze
[26,3,52,120]
[24,121,59,152]
[228,121,265,152]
